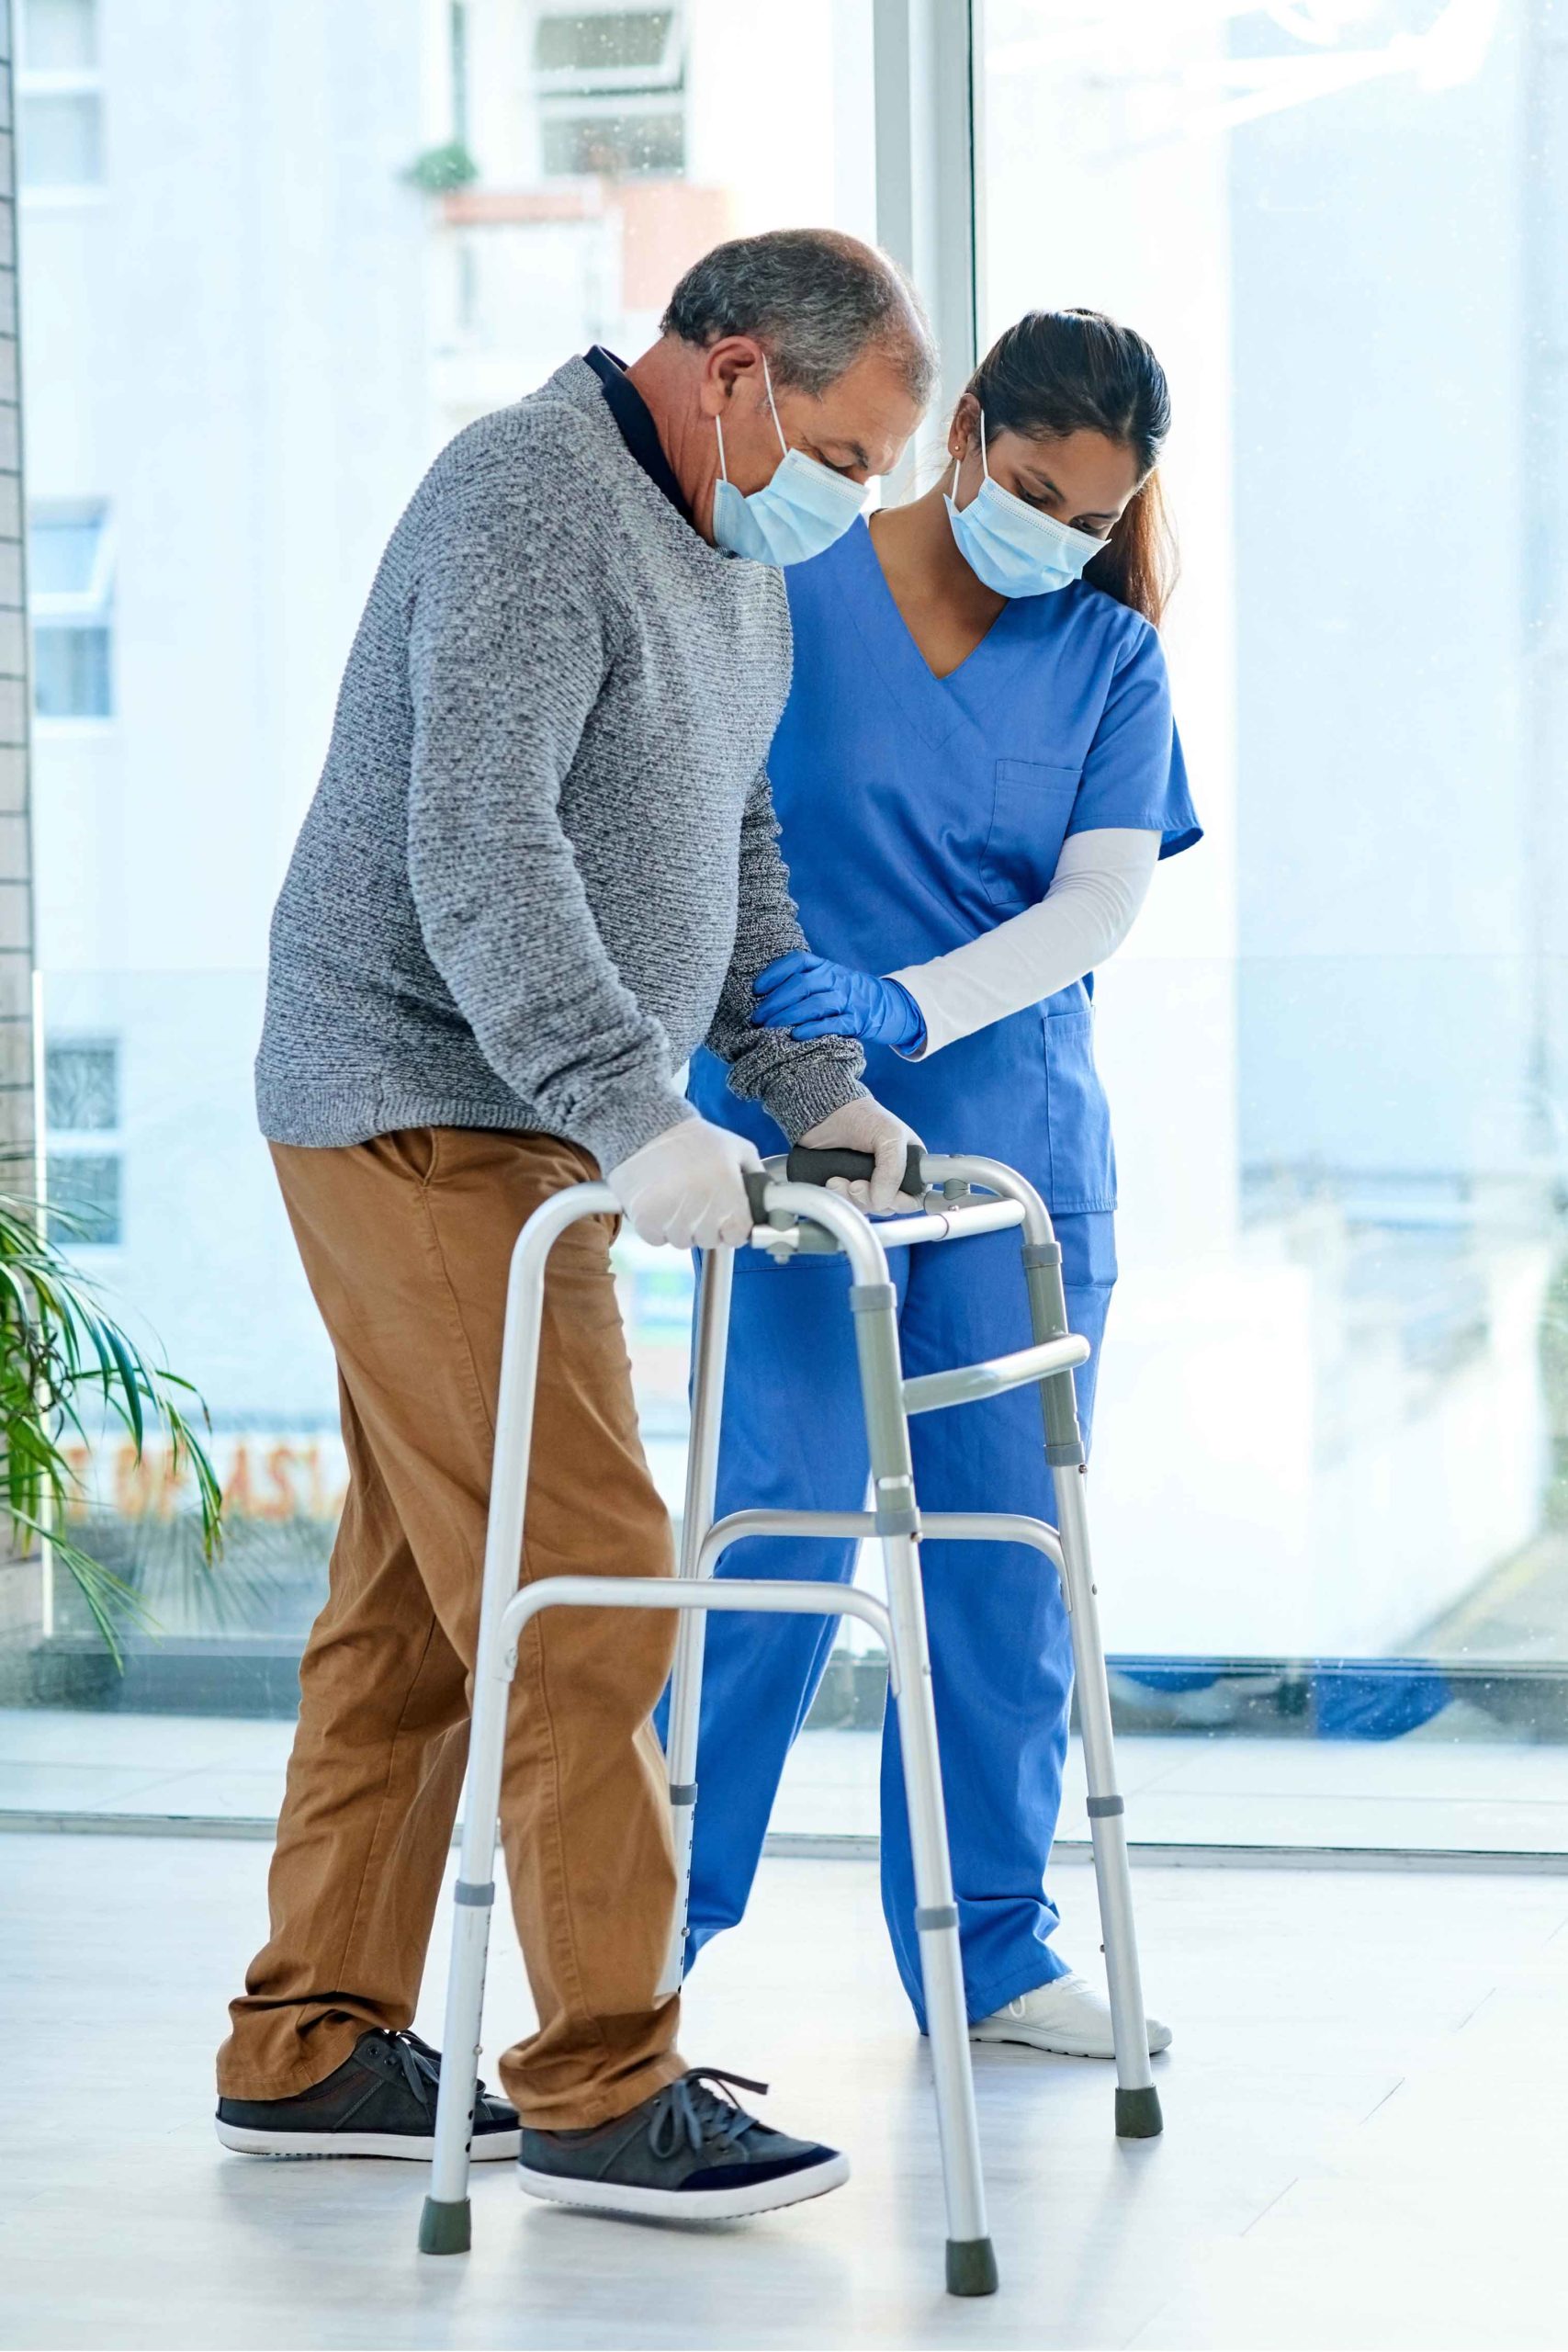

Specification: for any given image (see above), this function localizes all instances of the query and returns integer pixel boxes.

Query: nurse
[680,309,1201,2057]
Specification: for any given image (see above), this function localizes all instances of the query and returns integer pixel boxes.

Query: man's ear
[698,335,766,420]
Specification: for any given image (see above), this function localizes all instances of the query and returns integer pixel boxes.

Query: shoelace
[383,2030,443,2109]
[375,2029,494,2114]
[645,2067,768,2161]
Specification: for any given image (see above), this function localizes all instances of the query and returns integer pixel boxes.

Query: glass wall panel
[979,0,1568,1848]
[3,0,877,1827]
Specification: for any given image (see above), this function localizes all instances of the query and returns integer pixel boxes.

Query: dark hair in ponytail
[964,308,1177,625]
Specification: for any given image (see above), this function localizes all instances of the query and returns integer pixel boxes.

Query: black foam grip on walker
[785,1143,925,1195]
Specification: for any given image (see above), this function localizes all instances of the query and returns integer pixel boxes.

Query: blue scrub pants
[661,1213,1115,2030]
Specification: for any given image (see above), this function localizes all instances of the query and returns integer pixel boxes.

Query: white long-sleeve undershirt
[888,827,1160,1059]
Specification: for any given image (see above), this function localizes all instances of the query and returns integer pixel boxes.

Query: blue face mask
[711,360,867,566]
[945,414,1108,597]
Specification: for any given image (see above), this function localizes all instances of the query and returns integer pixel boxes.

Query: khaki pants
[216,1127,684,2128]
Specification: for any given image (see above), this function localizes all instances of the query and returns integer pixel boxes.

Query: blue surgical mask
[945,414,1106,597]
[711,360,866,566]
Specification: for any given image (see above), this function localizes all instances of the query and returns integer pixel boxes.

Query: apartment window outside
[17,0,104,193]
[45,1036,122,1249]
[532,4,685,180]
[28,503,113,720]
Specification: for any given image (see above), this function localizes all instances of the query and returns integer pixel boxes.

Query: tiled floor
[7,1704,1568,1854]
[3,1832,1566,2347]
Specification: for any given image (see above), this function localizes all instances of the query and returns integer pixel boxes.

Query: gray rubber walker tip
[946,2237,1000,2297]
[418,2196,471,2256]
[1115,2085,1164,2139]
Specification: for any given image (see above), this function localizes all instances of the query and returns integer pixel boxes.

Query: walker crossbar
[493,1574,897,1686]
[902,1332,1091,1416]
[419,1149,1160,2299]
[694,1507,1066,1577]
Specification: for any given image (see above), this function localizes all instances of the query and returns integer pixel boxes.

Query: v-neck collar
[836,515,1038,752]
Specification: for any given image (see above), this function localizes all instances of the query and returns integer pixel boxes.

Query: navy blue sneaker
[517,2068,848,2220]
[217,2028,519,2161]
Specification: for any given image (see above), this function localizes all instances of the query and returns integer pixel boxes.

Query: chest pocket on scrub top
[980,759,1081,912]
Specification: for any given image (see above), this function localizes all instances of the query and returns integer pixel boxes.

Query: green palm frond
[0,1190,224,1658]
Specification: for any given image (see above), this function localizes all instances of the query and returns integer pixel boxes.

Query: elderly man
[215,230,934,2222]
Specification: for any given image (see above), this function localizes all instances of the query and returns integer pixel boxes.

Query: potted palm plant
[0,1190,222,1661]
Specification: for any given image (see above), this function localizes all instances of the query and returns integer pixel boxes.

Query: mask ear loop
[951,405,988,502]
[761,356,790,460]
[715,355,788,485]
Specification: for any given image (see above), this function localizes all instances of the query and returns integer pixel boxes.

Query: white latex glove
[797,1096,925,1215]
[609,1117,762,1250]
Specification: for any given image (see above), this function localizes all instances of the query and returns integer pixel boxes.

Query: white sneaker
[969,1973,1172,2059]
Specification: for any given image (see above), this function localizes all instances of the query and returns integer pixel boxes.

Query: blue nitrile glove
[750,952,927,1053]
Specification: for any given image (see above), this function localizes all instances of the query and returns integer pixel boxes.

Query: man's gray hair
[661,229,936,404]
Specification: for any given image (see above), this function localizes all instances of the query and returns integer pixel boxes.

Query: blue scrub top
[689,515,1201,1214]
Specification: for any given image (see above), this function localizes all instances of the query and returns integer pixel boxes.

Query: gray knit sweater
[255,356,864,1172]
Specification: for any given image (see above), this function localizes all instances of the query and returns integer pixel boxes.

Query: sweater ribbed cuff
[579,1081,694,1181]
[761,1049,867,1147]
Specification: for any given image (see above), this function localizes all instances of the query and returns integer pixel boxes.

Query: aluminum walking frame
[418,1147,1161,2299]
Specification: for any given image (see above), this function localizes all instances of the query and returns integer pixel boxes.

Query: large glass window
[977,0,1568,1849]
[13,2,1552,1860]
[3,0,877,1819]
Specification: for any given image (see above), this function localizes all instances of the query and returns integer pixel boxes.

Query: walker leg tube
[1052,1461,1162,2139]
[851,1283,997,2298]
[658,1246,735,1997]
[419,1890,496,2252]
[421,1225,554,2254]
[1021,1225,1161,2137]
[421,1668,515,2248]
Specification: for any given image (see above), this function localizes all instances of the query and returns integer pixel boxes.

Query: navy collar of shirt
[583,345,696,531]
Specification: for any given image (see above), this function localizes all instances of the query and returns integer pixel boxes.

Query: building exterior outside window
[17,0,103,194]
[44,1033,120,1246]
[27,503,111,720]
[532,6,685,180]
